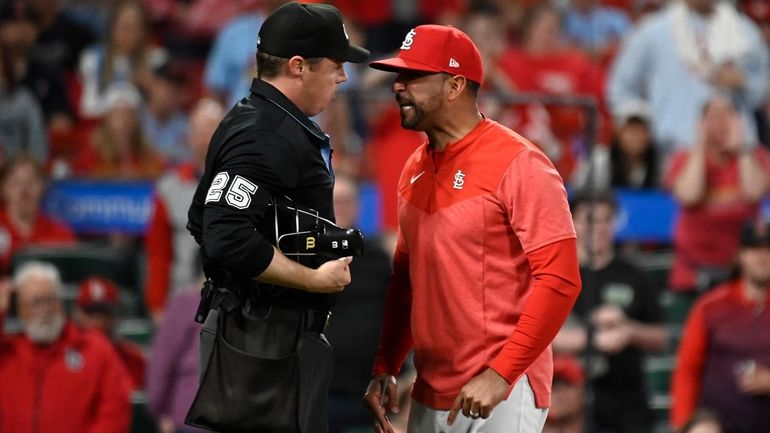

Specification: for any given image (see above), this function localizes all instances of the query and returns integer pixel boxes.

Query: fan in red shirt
[0,154,76,276]
[72,276,146,390]
[498,5,605,180]
[0,261,132,433]
[671,222,770,433]
[363,25,581,433]
[664,94,770,293]
[144,98,224,323]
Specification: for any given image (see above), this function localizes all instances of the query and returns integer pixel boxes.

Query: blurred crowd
[1,0,770,433]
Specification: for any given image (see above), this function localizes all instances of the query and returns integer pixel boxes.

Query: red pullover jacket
[0,315,132,433]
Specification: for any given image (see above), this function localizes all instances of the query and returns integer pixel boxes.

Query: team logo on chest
[65,348,84,371]
[452,170,466,190]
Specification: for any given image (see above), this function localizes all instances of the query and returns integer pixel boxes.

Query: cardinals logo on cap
[90,281,106,302]
[400,29,417,50]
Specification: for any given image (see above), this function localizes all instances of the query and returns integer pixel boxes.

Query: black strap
[304,308,330,333]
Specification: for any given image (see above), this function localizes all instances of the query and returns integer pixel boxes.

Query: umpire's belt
[249,301,331,334]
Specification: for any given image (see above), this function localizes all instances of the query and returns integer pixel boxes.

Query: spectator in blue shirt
[563,0,632,65]
[608,0,769,153]
[142,59,190,164]
[203,9,265,108]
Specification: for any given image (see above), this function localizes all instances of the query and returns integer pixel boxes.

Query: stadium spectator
[146,285,205,433]
[572,98,660,191]
[203,1,273,107]
[601,0,665,21]
[671,221,770,433]
[325,174,392,433]
[740,0,770,146]
[608,0,769,152]
[314,17,366,176]
[73,82,165,179]
[741,0,770,45]
[27,0,97,72]
[682,410,726,433]
[542,356,586,433]
[499,5,604,179]
[0,0,74,130]
[0,261,132,433]
[563,0,632,67]
[142,58,190,164]
[462,9,516,95]
[665,95,770,294]
[0,41,49,165]
[72,276,146,390]
[335,0,465,57]
[554,191,667,433]
[143,0,259,58]
[144,98,224,322]
[0,154,75,277]
[362,105,423,237]
[78,0,165,117]
[61,0,112,37]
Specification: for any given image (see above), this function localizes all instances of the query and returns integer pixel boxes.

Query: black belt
[244,300,330,334]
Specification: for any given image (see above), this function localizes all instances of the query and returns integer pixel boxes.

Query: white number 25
[205,172,258,209]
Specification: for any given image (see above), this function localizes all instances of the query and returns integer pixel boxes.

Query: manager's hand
[448,368,510,425]
[310,256,353,293]
[363,373,399,433]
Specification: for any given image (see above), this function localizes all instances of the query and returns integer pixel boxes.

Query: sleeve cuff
[488,357,519,385]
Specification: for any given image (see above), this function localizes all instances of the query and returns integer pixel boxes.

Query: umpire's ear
[286,56,306,77]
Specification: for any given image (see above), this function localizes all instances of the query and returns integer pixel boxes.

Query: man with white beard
[0,261,133,433]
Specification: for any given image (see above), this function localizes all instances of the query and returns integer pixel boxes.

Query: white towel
[670,0,750,78]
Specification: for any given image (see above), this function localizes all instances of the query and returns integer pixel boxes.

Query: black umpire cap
[257,2,369,63]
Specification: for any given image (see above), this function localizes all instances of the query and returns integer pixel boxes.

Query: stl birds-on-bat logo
[453,170,466,190]
[401,29,417,50]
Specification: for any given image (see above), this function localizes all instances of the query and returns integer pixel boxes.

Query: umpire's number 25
[204,172,258,209]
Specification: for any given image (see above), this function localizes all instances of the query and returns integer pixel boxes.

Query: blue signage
[43,180,154,235]
[614,188,679,242]
[40,181,768,243]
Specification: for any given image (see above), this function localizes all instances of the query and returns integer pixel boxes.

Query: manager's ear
[446,75,467,102]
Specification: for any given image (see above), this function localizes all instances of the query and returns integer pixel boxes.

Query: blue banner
[43,180,154,235]
[614,188,679,242]
[41,181,768,242]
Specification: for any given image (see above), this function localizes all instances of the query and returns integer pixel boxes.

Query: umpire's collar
[249,78,327,141]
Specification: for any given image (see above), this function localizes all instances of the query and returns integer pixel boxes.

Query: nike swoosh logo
[410,171,425,184]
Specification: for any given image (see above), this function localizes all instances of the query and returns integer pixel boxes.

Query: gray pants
[407,375,548,433]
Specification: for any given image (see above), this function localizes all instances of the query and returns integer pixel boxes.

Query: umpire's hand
[256,248,352,293]
[310,257,353,293]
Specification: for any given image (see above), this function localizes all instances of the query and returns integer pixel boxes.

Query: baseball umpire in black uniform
[184,3,369,433]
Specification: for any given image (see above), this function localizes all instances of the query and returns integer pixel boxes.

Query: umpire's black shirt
[188,78,336,308]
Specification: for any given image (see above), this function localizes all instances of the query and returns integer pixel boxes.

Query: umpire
[185,3,369,433]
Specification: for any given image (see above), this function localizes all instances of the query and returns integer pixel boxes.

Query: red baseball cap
[553,355,585,385]
[369,25,484,85]
[76,277,119,313]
